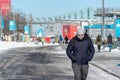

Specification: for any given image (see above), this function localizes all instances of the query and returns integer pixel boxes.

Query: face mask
[77,35,84,40]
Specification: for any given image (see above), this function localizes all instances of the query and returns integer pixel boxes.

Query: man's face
[77,34,84,40]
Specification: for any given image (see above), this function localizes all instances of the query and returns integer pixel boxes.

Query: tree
[3,10,27,41]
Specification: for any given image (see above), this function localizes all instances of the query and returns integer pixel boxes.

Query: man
[41,37,45,46]
[65,36,68,44]
[96,34,102,52]
[66,27,95,80]
[107,34,113,52]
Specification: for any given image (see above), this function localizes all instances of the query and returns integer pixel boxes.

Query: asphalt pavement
[0,45,119,80]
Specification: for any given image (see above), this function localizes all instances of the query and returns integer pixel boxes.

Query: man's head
[76,27,85,40]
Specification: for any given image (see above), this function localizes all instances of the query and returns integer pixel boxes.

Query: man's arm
[88,38,95,61]
[66,40,75,61]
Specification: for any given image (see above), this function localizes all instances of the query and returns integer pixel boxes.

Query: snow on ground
[0,42,120,54]
[87,64,120,80]
[0,41,59,51]
[94,44,120,52]
[0,42,119,79]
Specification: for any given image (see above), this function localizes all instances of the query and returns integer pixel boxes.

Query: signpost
[115,19,120,37]
[24,26,30,35]
[36,29,44,37]
[1,18,4,40]
[1,18,4,29]
[9,20,17,41]
[84,24,114,29]
[0,9,2,40]
[9,20,16,30]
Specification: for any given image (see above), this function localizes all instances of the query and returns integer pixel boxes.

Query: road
[0,45,119,80]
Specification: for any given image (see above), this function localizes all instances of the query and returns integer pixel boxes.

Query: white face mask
[77,34,84,40]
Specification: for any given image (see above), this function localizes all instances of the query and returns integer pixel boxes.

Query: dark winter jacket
[108,35,113,44]
[66,34,95,65]
[96,35,102,45]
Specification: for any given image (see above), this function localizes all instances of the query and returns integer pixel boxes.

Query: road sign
[104,24,114,29]
[115,19,120,37]
[9,20,17,31]
[93,24,102,28]
[0,0,11,16]
[1,18,4,29]
[24,26,30,35]
[84,25,90,29]
[84,24,114,29]
[36,29,44,37]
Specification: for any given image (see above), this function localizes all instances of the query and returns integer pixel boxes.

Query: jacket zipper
[80,41,83,64]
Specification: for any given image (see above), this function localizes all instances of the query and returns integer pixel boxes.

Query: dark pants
[108,44,112,52]
[97,45,101,52]
[72,63,89,80]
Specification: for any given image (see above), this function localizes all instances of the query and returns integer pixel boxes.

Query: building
[0,0,11,16]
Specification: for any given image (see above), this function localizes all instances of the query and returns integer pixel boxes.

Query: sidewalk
[91,51,120,79]
[61,43,120,79]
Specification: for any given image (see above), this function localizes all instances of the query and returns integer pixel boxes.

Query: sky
[12,0,120,18]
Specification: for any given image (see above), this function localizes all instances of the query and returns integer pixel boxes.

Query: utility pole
[14,12,16,42]
[87,8,90,19]
[102,0,105,40]
[114,13,116,39]
[74,12,77,19]
[29,14,33,36]
[81,10,83,19]
[63,15,66,20]
[68,14,71,19]
[0,9,2,41]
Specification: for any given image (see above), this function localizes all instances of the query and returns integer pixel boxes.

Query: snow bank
[0,41,59,51]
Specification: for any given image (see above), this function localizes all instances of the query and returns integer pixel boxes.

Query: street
[0,45,119,80]
[1,0,120,80]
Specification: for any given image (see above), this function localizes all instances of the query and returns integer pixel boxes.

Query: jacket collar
[74,33,89,41]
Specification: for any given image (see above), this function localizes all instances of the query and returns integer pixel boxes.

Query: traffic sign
[84,24,114,29]
[1,18,4,29]
[24,26,30,35]
[36,29,44,37]
[115,19,120,37]
[9,20,17,31]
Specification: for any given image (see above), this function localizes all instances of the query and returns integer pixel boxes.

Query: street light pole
[102,0,105,40]
[114,13,116,39]
[14,12,16,42]
[0,9,2,41]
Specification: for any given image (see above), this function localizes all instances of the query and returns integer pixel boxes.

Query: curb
[60,43,120,78]
[90,62,120,79]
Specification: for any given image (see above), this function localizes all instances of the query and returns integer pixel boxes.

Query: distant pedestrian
[96,34,102,52]
[66,27,95,80]
[51,38,55,44]
[41,37,45,46]
[107,34,113,52]
[65,36,68,44]
[59,35,63,43]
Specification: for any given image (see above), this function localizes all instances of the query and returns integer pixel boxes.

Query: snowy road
[0,45,119,80]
